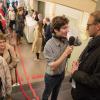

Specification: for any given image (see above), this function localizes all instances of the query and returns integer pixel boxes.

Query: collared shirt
[44,37,68,75]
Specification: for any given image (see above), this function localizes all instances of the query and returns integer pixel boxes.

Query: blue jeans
[42,72,65,100]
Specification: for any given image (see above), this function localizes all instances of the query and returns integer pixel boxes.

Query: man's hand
[50,46,73,71]
[71,61,79,74]
[63,46,73,58]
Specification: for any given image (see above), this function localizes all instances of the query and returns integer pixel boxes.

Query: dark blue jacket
[44,24,52,42]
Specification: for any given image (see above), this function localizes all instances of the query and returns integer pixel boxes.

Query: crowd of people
[0,1,28,100]
[0,0,52,99]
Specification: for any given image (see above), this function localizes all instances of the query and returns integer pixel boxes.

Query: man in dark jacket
[43,18,52,42]
[71,10,100,100]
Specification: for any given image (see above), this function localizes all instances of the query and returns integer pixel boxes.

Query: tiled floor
[16,36,89,84]
[12,75,73,100]
[16,38,46,84]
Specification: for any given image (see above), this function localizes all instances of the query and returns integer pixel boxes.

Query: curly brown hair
[51,16,69,34]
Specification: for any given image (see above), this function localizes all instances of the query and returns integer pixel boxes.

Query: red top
[0,8,5,17]
[1,19,6,29]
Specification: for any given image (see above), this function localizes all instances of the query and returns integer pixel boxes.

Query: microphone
[69,36,75,46]
[68,36,75,58]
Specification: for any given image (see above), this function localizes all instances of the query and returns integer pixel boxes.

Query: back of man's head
[91,10,100,24]
[45,17,50,22]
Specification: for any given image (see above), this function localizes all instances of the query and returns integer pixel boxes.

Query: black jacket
[44,24,52,42]
[71,36,100,100]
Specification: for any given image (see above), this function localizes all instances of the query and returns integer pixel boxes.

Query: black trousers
[71,88,90,100]
[42,72,65,100]
[71,88,100,100]
[9,20,16,30]
[0,21,5,34]
[0,96,4,100]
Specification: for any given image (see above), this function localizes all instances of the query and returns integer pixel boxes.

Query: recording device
[68,36,75,58]
[69,36,75,46]
[69,36,82,46]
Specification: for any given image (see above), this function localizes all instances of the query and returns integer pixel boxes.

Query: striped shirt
[44,37,68,75]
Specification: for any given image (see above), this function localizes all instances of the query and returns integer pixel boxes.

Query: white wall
[55,4,83,36]
[45,2,55,19]
[96,0,100,10]
[30,0,38,10]
[45,2,89,39]
[24,0,30,10]
[23,0,38,11]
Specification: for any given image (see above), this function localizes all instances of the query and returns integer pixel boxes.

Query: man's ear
[54,29,58,33]
[96,23,100,31]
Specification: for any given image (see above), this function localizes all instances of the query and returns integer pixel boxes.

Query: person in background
[12,2,17,13]
[5,27,17,55]
[32,11,39,21]
[42,16,73,100]
[0,14,6,34]
[0,1,5,17]
[0,56,12,100]
[16,6,25,45]
[0,34,18,85]
[8,7,16,31]
[38,13,43,22]
[30,9,34,16]
[32,21,44,60]
[43,17,52,43]
[7,0,10,9]
[71,10,100,100]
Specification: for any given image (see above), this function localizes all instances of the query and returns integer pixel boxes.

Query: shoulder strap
[8,49,12,64]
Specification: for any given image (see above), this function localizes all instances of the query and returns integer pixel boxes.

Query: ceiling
[92,0,98,3]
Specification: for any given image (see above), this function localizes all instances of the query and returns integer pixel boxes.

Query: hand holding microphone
[71,61,79,74]
[68,36,75,58]
[63,46,73,57]
[63,36,75,58]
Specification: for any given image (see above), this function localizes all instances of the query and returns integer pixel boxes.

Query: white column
[45,2,56,19]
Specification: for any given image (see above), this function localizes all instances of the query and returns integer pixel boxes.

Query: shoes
[33,58,40,61]
[12,83,20,87]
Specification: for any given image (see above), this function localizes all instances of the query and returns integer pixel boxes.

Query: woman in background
[16,7,25,45]
[32,21,44,60]
[8,7,16,30]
